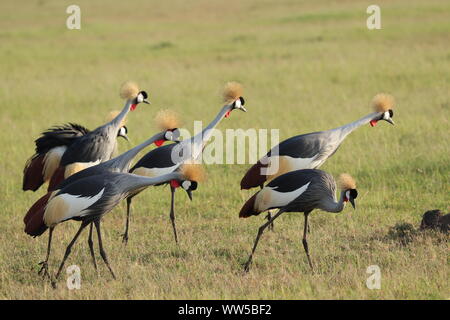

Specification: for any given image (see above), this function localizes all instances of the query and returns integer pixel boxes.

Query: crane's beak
[121,134,130,142]
[386,118,395,125]
[349,198,356,209]
[186,189,193,201]
[240,106,247,112]
[143,99,150,104]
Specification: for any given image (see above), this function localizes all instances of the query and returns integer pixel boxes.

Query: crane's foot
[243,258,253,273]
[121,233,129,244]
[38,261,50,279]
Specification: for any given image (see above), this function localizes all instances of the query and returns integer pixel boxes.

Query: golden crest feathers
[155,109,182,130]
[222,81,243,104]
[120,81,140,100]
[180,163,206,182]
[371,93,395,112]
[338,173,356,190]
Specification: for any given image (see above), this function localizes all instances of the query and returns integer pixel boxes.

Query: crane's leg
[38,227,54,279]
[169,186,178,244]
[302,212,314,271]
[94,219,116,280]
[244,209,285,272]
[87,223,97,270]
[261,185,274,232]
[122,196,133,244]
[55,221,89,281]
[265,211,274,231]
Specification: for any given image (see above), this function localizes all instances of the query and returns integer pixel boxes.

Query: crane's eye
[350,189,358,199]
[239,97,245,105]
[388,109,394,118]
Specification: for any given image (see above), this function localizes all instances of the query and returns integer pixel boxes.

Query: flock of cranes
[22,81,395,285]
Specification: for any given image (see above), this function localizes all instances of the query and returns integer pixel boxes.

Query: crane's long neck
[321,190,346,213]
[123,172,182,193]
[333,112,381,139]
[108,100,133,130]
[189,104,232,160]
[102,132,166,172]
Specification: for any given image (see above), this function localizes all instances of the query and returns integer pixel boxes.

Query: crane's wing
[23,123,90,191]
[240,131,332,190]
[130,142,184,179]
[240,169,317,217]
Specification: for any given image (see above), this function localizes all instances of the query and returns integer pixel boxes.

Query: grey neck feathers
[124,172,182,192]
[334,112,382,139]
[189,104,232,160]
[103,132,166,172]
[107,100,133,130]
[321,190,346,213]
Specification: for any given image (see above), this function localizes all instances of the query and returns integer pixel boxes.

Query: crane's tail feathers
[47,166,65,191]
[24,193,51,237]
[22,154,46,191]
[239,192,260,218]
[240,161,267,190]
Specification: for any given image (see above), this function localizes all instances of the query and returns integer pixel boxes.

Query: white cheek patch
[345,190,350,200]
[383,111,390,120]
[234,99,241,108]
[182,181,191,190]
[137,93,143,103]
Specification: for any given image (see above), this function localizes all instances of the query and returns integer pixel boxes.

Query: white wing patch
[43,146,66,181]
[256,181,311,212]
[265,155,318,181]
[133,164,179,178]
[44,188,105,226]
[64,160,101,178]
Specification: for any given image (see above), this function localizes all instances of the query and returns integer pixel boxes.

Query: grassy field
[0,0,449,299]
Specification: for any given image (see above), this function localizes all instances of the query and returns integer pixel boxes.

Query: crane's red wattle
[170,180,180,188]
[225,110,231,118]
[154,139,165,147]
[370,120,378,127]
[130,104,137,111]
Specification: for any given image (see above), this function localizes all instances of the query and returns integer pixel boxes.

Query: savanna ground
[0,0,449,299]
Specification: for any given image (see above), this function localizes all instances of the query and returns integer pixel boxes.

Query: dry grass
[0,0,449,299]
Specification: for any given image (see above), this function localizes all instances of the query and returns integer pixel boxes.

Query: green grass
[0,0,449,299]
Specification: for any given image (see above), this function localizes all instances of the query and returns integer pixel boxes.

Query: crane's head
[117,126,129,142]
[154,109,183,146]
[170,163,206,200]
[120,81,150,111]
[223,82,246,118]
[338,173,358,209]
[369,93,395,127]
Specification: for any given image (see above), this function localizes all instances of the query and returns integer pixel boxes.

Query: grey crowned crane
[23,110,181,276]
[38,164,203,284]
[22,81,150,192]
[124,82,246,244]
[239,170,358,272]
[240,93,393,228]
[22,122,129,192]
